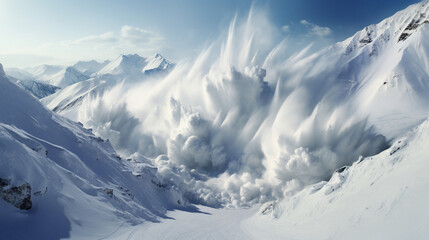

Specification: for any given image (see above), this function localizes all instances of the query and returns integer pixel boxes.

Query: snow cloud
[300,19,332,37]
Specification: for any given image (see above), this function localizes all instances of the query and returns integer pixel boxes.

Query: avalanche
[1,0,429,239]
[39,1,429,208]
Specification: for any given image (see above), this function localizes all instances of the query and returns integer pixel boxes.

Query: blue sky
[0,0,420,67]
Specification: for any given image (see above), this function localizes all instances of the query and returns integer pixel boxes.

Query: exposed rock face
[0,178,32,210]
[398,13,429,41]
[104,188,114,198]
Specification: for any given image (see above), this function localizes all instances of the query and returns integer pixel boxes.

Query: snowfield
[1,0,429,239]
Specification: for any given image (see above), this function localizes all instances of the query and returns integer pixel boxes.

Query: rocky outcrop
[0,178,32,210]
[398,13,429,41]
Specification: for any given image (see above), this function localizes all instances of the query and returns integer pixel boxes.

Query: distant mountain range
[4,53,174,99]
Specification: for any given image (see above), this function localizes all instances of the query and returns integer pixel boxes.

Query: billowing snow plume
[62,2,429,206]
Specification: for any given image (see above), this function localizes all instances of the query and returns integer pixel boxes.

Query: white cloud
[121,25,163,46]
[282,25,290,32]
[300,19,332,37]
[63,26,164,50]
[70,32,118,45]
[25,25,166,65]
[300,20,311,26]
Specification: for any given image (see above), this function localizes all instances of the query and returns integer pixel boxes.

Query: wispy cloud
[59,25,164,51]
[121,25,163,46]
[68,32,118,45]
[23,25,167,65]
[282,25,290,33]
[300,20,332,37]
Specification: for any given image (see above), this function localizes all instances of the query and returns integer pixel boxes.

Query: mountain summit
[142,53,175,74]
[97,54,147,75]
[96,53,174,76]
[73,59,110,76]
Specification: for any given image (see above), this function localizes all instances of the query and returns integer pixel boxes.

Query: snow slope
[246,118,429,240]
[0,63,185,239]
[22,64,90,88]
[43,66,90,88]
[5,68,60,98]
[290,0,429,139]
[7,76,60,99]
[4,67,35,81]
[41,75,118,118]
[26,64,63,79]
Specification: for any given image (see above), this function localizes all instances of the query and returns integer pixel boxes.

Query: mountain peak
[154,53,163,59]
[340,0,429,57]
[119,53,144,60]
[47,66,89,88]
[397,1,429,41]
[64,66,78,72]
[97,53,146,75]
[142,54,174,74]
[73,59,110,76]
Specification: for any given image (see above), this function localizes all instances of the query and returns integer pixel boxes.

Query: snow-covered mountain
[5,68,60,98]
[21,64,91,88]
[97,54,147,76]
[4,67,35,81]
[41,54,175,119]
[142,53,175,74]
[96,53,174,76]
[291,0,429,139]
[8,76,60,99]
[73,59,110,76]
[26,64,63,80]
[41,75,117,118]
[42,66,90,88]
[0,63,185,239]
